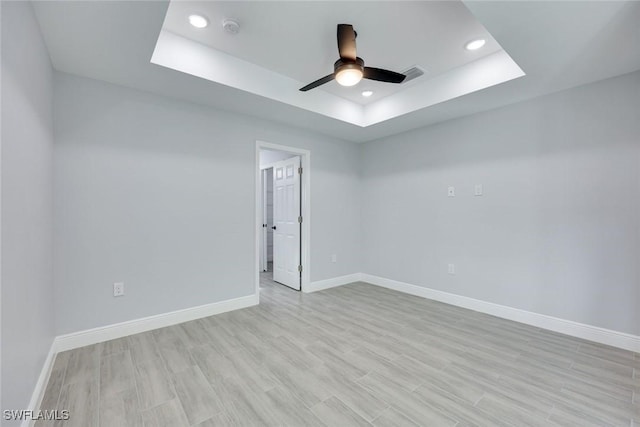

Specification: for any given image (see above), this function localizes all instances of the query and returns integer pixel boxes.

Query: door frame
[259,167,269,273]
[255,141,311,296]
[258,162,281,273]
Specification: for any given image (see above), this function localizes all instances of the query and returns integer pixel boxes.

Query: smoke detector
[222,19,240,35]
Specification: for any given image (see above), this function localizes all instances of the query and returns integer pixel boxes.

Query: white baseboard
[361,273,640,353]
[304,273,362,293]
[54,293,259,352]
[24,274,639,425]
[22,343,57,427]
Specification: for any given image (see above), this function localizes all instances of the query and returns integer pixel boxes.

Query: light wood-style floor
[38,273,639,427]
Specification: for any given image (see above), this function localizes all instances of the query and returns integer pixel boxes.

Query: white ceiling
[33,1,640,143]
[162,1,503,105]
[153,1,524,127]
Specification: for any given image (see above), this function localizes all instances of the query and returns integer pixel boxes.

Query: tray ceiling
[153,1,524,127]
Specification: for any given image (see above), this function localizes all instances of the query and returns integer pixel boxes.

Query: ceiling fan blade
[337,24,357,61]
[363,67,406,83]
[299,73,335,92]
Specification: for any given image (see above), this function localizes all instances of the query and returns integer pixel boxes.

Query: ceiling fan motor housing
[334,57,365,74]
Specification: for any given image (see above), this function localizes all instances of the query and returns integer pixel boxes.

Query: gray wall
[361,71,640,335]
[1,1,55,420]
[53,73,361,334]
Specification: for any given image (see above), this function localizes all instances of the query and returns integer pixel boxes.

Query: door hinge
[298,216,303,224]
[298,265,303,273]
[298,167,303,175]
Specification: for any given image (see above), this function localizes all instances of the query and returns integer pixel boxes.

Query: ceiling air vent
[401,66,425,83]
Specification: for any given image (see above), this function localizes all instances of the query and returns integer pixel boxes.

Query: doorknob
[272,226,277,230]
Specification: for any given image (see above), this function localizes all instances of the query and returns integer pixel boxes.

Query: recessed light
[362,90,373,97]
[188,14,209,29]
[465,39,486,51]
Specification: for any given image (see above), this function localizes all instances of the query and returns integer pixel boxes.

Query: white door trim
[259,162,278,272]
[260,169,267,272]
[255,141,311,295]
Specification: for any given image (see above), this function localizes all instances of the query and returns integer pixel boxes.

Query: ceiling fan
[299,24,406,92]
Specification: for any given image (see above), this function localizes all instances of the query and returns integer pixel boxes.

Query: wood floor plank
[63,344,99,386]
[324,374,389,422]
[219,375,283,426]
[36,274,639,426]
[171,365,222,425]
[127,332,161,366]
[412,381,511,427]
[156,337,194,374]
[99,350,135,398]
[356,372,456,426]
[192,411,236,427]
[263,387,327,426]
[344,347,421,391]
[134,356,175,410]
[474,393,552,427]
[372,406,421,427]
[55,379,99,427]
[140,399,189,427]
[548,402,622,427]
[100,337,130,357]
[178,320,212,348]
[263,356,334,408]
[310,396,371,427]
[39,351,70,411]
[190,344,235,384]
[225,348,280,392]
[99,388,143,427]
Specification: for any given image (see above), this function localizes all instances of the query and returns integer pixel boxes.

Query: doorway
[255,141,310,295]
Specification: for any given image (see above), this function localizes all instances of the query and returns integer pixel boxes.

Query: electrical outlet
[331,254,337,263]
[447,186,455,197]
[113,282,124,297]
[448,264,456,275]
[475,184,483,196]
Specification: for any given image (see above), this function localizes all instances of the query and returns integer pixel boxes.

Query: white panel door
[272,156,301,290]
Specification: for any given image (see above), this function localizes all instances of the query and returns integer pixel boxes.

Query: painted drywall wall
[53,73,361,334]
[361,71,640,335]
[1,1,55,420]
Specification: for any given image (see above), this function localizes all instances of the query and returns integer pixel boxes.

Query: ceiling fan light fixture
[335,67,363,87]
[335,59,364,87]
[298,25,406,92]
[188,14,209,29]
[465,39,486,51]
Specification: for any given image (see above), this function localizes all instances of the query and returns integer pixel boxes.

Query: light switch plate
[447,186,455,197]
